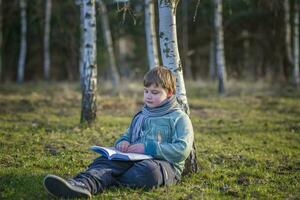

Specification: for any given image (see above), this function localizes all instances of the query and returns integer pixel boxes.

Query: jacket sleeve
[144,115,194,163]
[114,128,131,147]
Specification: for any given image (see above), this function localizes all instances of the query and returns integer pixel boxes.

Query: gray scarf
[129,95,181,143]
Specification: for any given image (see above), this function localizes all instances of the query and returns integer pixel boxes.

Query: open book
[90,146,153,161]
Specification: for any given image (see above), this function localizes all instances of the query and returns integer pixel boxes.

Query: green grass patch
[0,81,299,199]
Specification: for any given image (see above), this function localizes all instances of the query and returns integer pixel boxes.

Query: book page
[90,146,153,161]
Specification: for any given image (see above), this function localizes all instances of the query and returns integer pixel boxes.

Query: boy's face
[144,84,172,108]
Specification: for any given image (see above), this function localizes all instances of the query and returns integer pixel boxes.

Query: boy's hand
[127,144,145,154]
[116,141,130,152]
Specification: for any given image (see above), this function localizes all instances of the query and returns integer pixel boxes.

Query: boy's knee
[136,160,162,183]
[119,160,163,188]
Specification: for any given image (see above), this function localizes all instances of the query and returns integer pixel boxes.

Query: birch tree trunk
[80,0,97,124]
[214,0,227,94]
[98,0,120,87]
[43,0,52,80]
[145,0,160,69]
[158,0,198,176]
[293,1,300,87]
[181,0,192,79]
[17,0,27,83]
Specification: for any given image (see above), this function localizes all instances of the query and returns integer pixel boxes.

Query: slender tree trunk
[293,1,300,87]
[81,0,97,124]
[145,0,160,69]
[214,0,226,94]
[242,30,251,79]
[181,0,192,79]
[0,0,2,82]
[98,0,120,87]
[44,0,52,80]
[284,0,293,78]
[17,0,27,83]
[158,0,198,176]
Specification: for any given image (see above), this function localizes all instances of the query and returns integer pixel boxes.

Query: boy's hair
[144,66,176,94]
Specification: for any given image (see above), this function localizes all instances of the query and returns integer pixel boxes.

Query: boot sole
[43,174,91,199]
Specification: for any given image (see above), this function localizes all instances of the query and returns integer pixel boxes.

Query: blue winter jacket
[114,109,194,178]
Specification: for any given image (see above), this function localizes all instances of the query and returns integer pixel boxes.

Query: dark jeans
[73,157,178,194]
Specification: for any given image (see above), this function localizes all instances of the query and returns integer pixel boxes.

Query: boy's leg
[44,157,134,198]
[116,159,178,189]
[73,157,134,194]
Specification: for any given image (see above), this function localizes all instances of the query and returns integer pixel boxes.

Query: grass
[0,81,299,199]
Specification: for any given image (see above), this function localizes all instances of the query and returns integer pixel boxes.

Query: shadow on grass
[0,173,51,199]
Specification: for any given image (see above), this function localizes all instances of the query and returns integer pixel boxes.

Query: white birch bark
[181,0,192,78]
[284,0,293,66]
[81,0,97,123]
[43,0,52,80]
[214,0,227,94]
[17,0,27,83]
[145,0,159,69]
[158,0,198,176]
[98,0,120,87]
[158,0,189,114]
[293,1,300,87]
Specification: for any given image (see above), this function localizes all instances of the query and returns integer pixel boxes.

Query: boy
[43,66,194,198]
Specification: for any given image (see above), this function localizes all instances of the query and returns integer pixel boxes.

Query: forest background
[1,0,299,83]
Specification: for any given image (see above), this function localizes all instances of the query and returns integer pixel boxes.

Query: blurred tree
[284,0,293,80]
[158,0,198,176]
[181,0,192,79]
[145,0,159,69]
[17,0,27,83]
[214,0,226,94]
[209,39,216,80]
[98,0,120,87]
[81,0,97,124]
[75,0,85,88]
[43,0,51,80]
[209,1,216,80]
[293,0,299,87]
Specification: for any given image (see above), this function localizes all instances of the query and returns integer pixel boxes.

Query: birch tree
[214,0,227,94]
[17,0,27,83]
[293,1,299,87]
[81,0,97,123]
[98,0,120,87]
[145,0,160,69]
[158,0,198,175]
[44,0,52,80]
